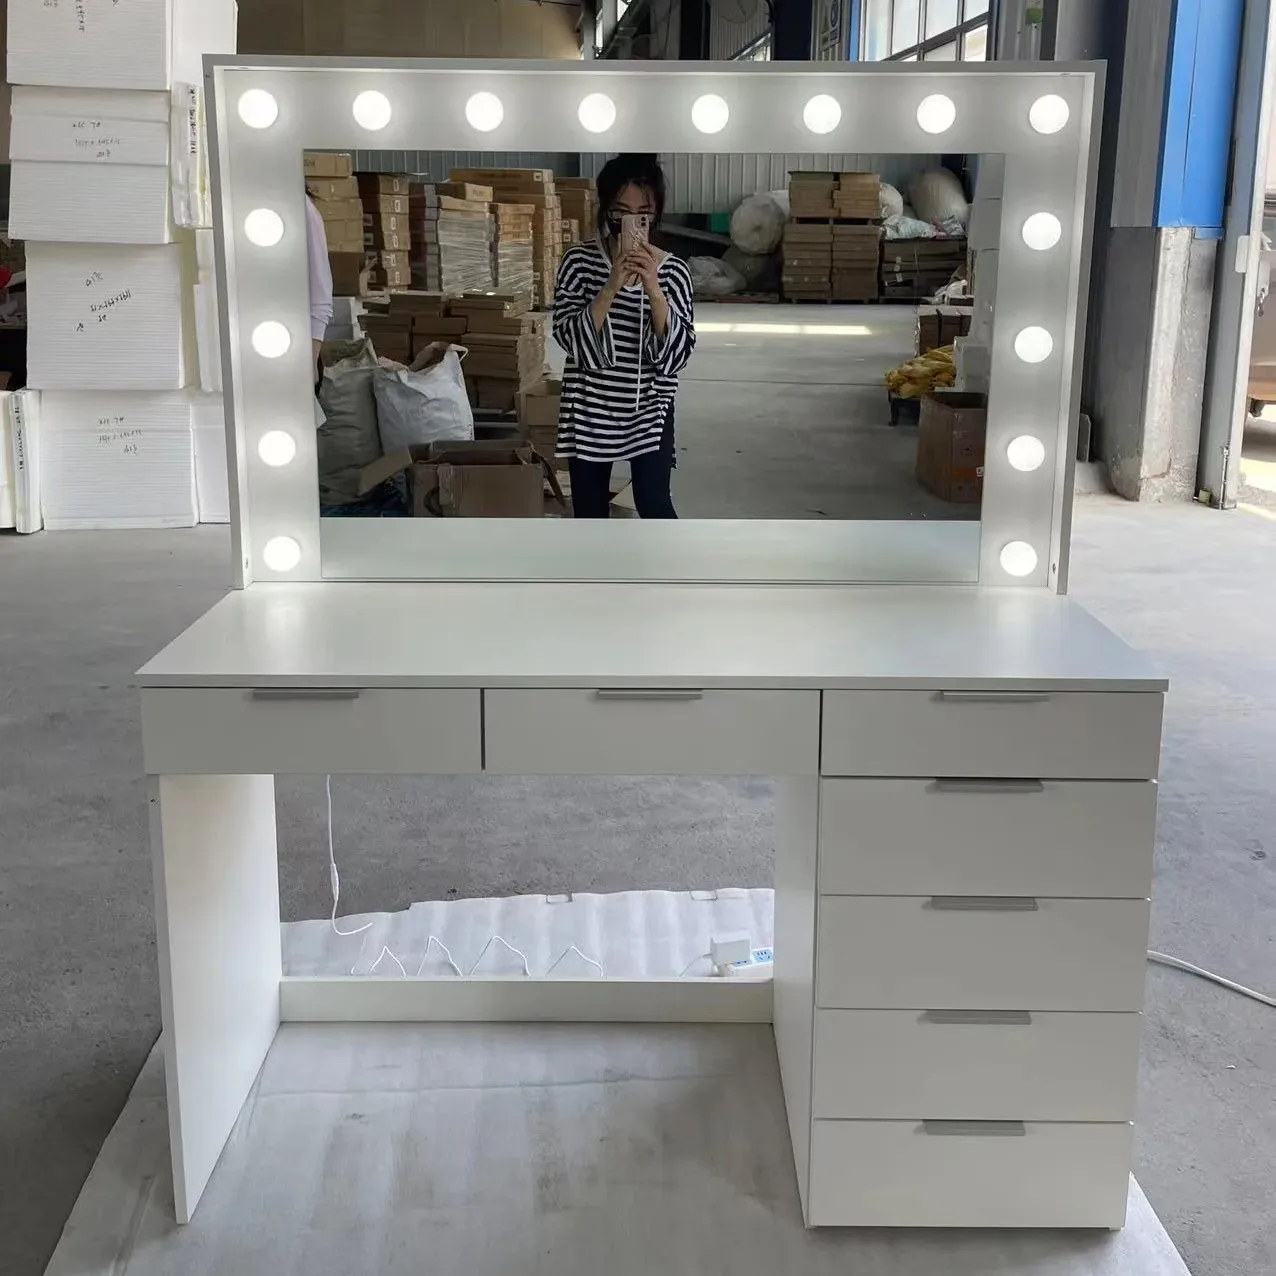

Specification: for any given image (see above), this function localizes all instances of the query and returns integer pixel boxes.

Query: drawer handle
[926,896,1040,912]
[593,689,705,702]
[922,1120,1027,1138]
[922,1010,1033,1026]
[935,691,1051,705]
[250,689,362,702]
[929,779,1045,795]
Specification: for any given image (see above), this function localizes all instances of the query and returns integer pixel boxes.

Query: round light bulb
[237,89,279,130]
[263,536,302,573]
[244,208,284,248]
[1022,212,1062,251]
[803,94,842,135]
[578,92,617,134]
[691,94,730,135]
[1000,541,1039,578]
[1014,326,1054,364]
[251,321,291,359]
[1029,94,1070,135]
[916,94,957,135]
[1006,435,1047,473]
[352,90,392,131]
[466,92,504,133]
[258,431,297,467]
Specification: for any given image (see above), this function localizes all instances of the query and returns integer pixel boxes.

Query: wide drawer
[821,689,1163,779]
[818,778,1157,897]
[808,1119,1133,1228]
[483,689,819,775]
[141,688,482,775]
[816,896,1150,1011]
[812,1009,1142,1121]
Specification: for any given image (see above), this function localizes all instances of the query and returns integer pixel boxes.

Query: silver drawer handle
[593,689,705,702]
[922,1010,1033,1026]
[935,691,1052,704]
[922,1120,1026,1138]
[929,779,1045,795]
[250,689,362,702]
[927,896,1040,912]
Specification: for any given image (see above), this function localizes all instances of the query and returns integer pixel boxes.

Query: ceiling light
[1029,94,1070,135]
[1022,212,1062,251]
[803,94,841,135]
[243,209,284,247]
[352,90,392,131]
[1014,326,1054,364]
[1000,541,1039,578]
[237,89,278,129]
[578,92,616,134]
[251,321,291,359]
[258,431,297,467]
[916,94,956,135]
[263,536,302,573]
[466,92,504,132]
[1006,435,1047,472]
[691,94,730,135]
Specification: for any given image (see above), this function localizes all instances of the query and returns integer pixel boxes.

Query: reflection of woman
[305,194,333,387]
[551,155,696,519]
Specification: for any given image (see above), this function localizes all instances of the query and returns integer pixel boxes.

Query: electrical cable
[1147,951,1276,1009]
[326,774,373,938]
[546,945,606,978]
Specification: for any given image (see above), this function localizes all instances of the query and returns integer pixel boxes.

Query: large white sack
[688,256,747,297]
[729,192,788,255]
[374,343,475,454]
[908,168,970,227]
[879,182,905,219]
[722,246,779,292]
[317,339,381,505]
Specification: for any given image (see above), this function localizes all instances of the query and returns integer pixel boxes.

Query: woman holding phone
[551,154,697,519]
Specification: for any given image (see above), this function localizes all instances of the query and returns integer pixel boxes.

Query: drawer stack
[779,688,1164,1229]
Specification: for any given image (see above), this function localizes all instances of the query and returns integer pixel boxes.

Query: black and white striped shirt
[551,240,697,462]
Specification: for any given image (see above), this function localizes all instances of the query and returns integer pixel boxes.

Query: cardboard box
[329,252,369,296]
[307,177,360,201]
[439,182,494,202]
[366,229,410,253]
[917,391,987,504]
[357,173,411,197]
[305,152,353,179]
[314,196,365,222]
[359,440,547,518]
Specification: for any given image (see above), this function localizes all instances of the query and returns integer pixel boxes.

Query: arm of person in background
[551,249,620,371]
[638,250,697,376]
[305,197,333,365]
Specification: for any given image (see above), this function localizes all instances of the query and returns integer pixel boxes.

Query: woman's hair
[595,153,666,237]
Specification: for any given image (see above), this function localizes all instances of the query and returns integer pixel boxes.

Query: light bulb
[1007,435,1046,473]
[1029,94,1070,135]
[237,90,278,130]
[691,94,730,135]
[352,90,392,131]
[803,94,841,135]
[466,92,504,132]
[263,536,302,573]
[258,431,297,467]
[1014,326,1053,364]
[1000,541,1039,578]
[251,321,291,359]
[244,209,284,247]
[578,92,616,134]
[1022,212,1062,251]
[916,94,956,135]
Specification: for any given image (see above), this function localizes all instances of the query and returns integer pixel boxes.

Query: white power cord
[1148,950,1276,1008]
[326,774,372,938]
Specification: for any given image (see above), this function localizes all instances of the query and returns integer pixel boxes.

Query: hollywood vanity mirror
[136,58,1169,1237]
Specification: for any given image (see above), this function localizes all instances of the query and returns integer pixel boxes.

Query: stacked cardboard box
[788,171,837,218]
[835,172,882,221]
[357,172,411,290]
[563,219,582,247]
[916,390,987,505]
[359,308,412,365]
[883,237,968,302]
[451,291,548,413]
[517,377,563,468]
[393,291,470,357]
[916,304,973,355]
[557,178,599,244]
[451,168,562,307]
[409,182,495,296]
[304,152,366,293]
[492,202,536,299]
[782,222,833,301]
[831,224,882,302]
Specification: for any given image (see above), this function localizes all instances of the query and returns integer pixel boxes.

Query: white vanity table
[139,52,1169,1243]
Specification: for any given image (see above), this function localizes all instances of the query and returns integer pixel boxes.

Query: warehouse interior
[2,4,1276,1276]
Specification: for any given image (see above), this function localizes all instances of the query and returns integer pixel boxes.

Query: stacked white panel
[38,392,196,530]
[9,88,173,245]
[0,395,15,528]
[6,0,172,90]
[3,390,45,533]
[191,393,229,523]
[26,242,188,391]
[192,230,223,393]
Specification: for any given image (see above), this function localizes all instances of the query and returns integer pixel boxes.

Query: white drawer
[141,688,482,775]
[821,689,1163,779]
[816,896,1150,1011]
[483,689,819,775]
[818,778,1157,897]
[808,1119,1133,1228]
[812,1009,1142,1121]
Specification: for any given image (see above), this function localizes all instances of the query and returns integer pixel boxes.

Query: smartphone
[620,213,651,256]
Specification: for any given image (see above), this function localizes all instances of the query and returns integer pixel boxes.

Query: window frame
[862,0,991,63]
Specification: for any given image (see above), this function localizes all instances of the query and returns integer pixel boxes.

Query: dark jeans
[570,407,677,520]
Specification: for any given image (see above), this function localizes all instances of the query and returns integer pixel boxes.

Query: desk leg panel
[149,774,282,1223]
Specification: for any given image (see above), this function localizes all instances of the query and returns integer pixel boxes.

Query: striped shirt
[551,240,697,462]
